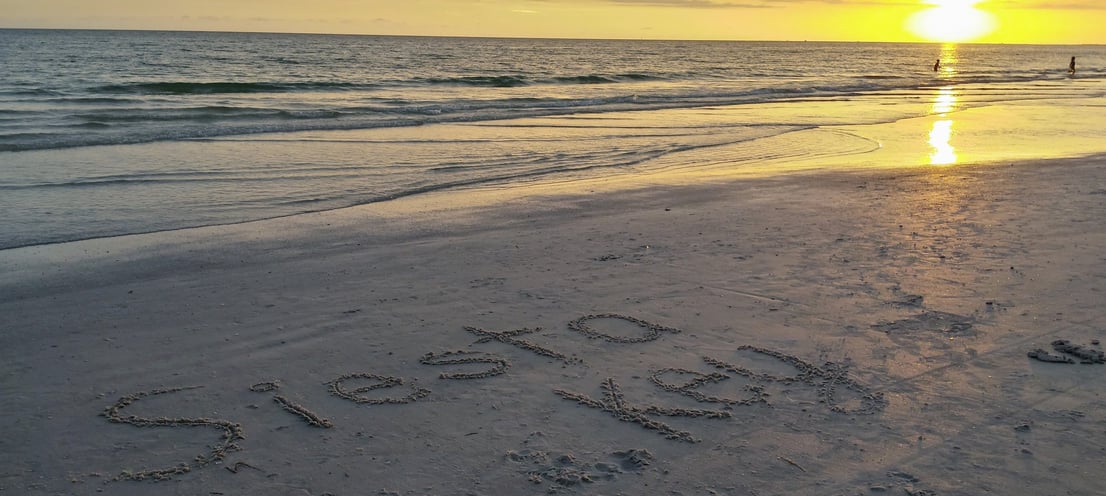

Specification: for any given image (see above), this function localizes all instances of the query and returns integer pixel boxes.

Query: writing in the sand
[102,313,887,483]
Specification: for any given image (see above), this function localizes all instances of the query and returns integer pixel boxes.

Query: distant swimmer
[1069,56,1076,74]
[934,59,940,72]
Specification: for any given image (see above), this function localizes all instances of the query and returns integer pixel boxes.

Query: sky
[1,0,1104,44]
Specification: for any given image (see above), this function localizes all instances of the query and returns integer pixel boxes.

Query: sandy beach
[3,143,1106,495]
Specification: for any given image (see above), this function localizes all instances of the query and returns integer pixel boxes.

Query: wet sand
[2,152,1106,495]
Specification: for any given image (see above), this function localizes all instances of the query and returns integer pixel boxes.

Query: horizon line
[1,26,1103,47]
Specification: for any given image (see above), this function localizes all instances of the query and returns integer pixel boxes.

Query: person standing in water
[934,59,940,72]
[1069,56,1076,74]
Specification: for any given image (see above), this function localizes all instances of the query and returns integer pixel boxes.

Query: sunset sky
[1,0,1104,44]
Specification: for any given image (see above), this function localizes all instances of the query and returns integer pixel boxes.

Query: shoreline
[1,149,1100,289]
[3,148,1105,262]
[3,152,1105,494]
[6,80,1106,251]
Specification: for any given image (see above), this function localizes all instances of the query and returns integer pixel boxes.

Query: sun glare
[928,86,959,166]
[928,120,957,165]
[908,0,997,43]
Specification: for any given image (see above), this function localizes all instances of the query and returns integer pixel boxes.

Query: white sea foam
[1,31,1105,248]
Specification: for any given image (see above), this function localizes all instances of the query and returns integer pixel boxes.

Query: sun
[908,0,997,43]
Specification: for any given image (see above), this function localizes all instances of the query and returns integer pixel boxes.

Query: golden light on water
[932,86,958,115]
[934,44,959,79]
[928,85,959,166]
[928,120,957,165]
[908,0,997,43]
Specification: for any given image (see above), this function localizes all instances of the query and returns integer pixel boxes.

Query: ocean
[2,29,1105,249]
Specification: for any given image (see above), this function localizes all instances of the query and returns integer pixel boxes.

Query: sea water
[1,30,1105,249]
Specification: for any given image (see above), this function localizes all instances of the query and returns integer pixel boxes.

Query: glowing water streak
[929,120,957,165]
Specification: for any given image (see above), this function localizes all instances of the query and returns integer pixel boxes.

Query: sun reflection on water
[927,75,960,165]
[935,44,959,79]
[932,86,957,115]
[929,120,957,165]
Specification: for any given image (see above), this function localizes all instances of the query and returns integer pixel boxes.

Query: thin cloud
[604,0,772,7]
[587,0,920,8]
[992,0,1105,8]
[595,0,1106,8]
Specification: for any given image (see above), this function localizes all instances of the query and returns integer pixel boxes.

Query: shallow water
[2,32,1105,249]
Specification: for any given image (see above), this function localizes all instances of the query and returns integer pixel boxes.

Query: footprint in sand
[1028,339,1105,364]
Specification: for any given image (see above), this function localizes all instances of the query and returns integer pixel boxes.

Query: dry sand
[2,154,1106,496]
